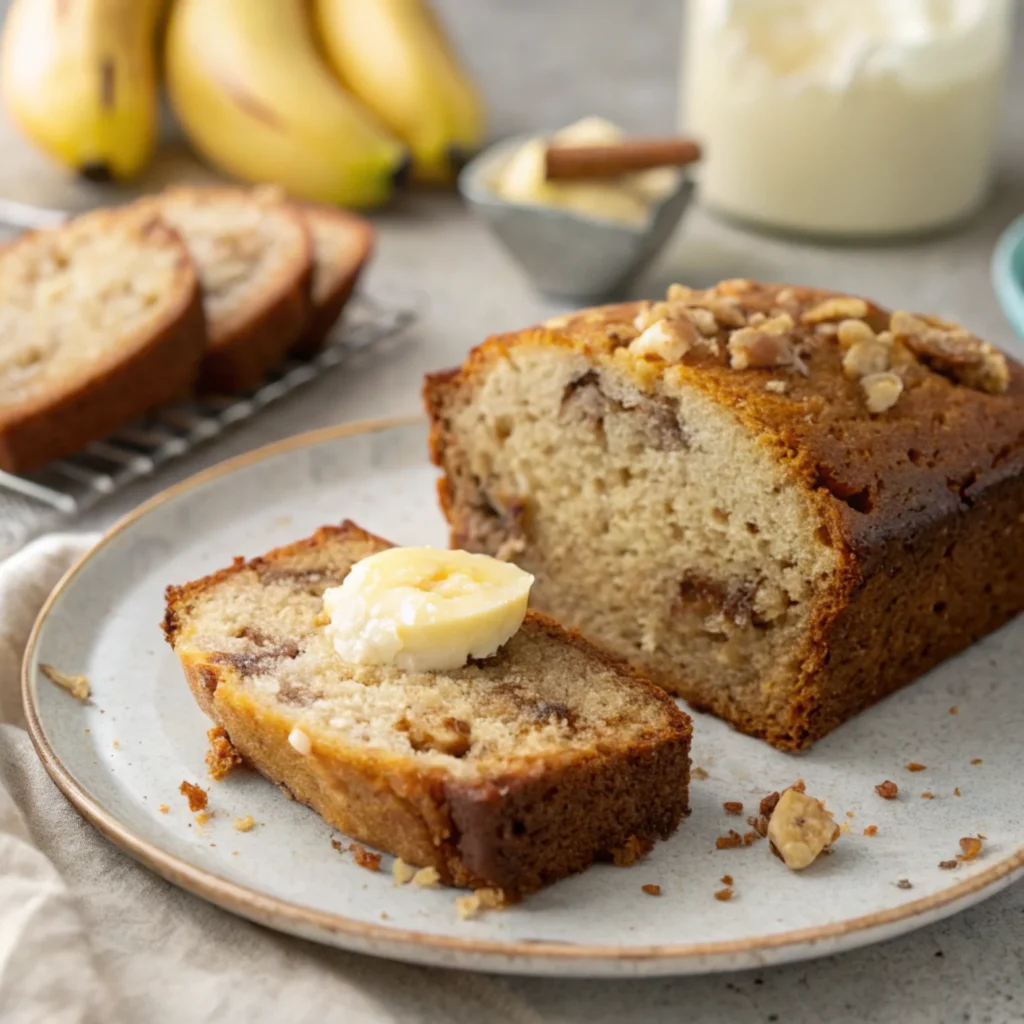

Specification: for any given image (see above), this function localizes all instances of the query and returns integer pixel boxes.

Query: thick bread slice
[146,187,313,393]
[292,204,374,357]
[425,279,1024,750]
[0,207,207,474]
[162,521,691,900]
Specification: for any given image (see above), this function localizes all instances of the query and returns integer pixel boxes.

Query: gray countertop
[2,0,1023,1020]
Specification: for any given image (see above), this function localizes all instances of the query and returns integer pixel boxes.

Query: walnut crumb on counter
[970,758,983,765]
[939,859,959,871]
[641,884,662,896]
[875,780,899,800]
[897,879,913,890]
[714,887,735,902]
[958,837,983,861]
[723,801,744,815]
[716,830,744,850]
[40,664,90,701]
[158,804,169,814]
[720,874,734,886]
[179,781,208,812]
[906,762,927,772]
[863,826,878,837]
[921,792,935,800]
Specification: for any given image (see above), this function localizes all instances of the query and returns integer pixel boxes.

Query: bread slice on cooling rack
[163,521,691,901]
[147,186,313,393]
[0,206,207,474]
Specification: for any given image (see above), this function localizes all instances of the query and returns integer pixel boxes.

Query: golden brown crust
[0,213,208,474]
[425,280,1024,750]
[291,203,374,358]
[164,521,691,899]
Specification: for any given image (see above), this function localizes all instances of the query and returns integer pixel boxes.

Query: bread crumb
[194,811,212,826]
[839,822,850,835]
[610,835,654,866]
[954,788,962,797]
[455,887,504,920]
[863,825,878,836]
[970,758,983,765]
[845,810,855,818]
[179,780,208,812]
[641,884,661,896]
[413,867,440,888]
[906,762,927,772]
[232,815,255,832]
[349,843,381,871]
[716,830,744,850]
[330,839,343,853]
[897,879,913,890]
[206,726,244,781]
[720,874,734,886]
[949,706,959,715]
[939,859,959,870]
[743,831,759,845]
[714,887,734,902]
[158,804,169,814]
[958,836,983,861]
[921,792,935,800]
[393,858,416,885]
[875,780,899,799]
[723,801,744,815]
[691,766,709,780]
[40,664,90,701]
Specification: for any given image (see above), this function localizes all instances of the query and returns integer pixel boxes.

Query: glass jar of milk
[681,0,1012,239]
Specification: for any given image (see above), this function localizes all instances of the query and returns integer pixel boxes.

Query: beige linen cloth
[2,535,1023,1024]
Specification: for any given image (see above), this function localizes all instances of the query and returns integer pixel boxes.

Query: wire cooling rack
[0,291,418,560]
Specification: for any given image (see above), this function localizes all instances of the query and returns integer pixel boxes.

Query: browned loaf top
[162,521,691,900]
[425,278,1024,749]
[0,206,207,474]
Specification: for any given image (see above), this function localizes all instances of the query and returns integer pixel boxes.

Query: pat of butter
[321,547,533,673]
[491,116,679,226]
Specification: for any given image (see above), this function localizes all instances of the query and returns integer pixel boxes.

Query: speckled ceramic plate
[22,417,1024,978]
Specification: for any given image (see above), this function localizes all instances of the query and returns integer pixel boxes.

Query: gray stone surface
[1,0,1024,1019]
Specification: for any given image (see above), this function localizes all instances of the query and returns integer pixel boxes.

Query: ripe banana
[163,0,408,208]
[313,0,485,185]
[0,0,163,182]
[322,548,534,672]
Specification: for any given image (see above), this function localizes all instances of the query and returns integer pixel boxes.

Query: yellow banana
[164,0,408,208]
[313,0,485,185]
[0,0,163,182]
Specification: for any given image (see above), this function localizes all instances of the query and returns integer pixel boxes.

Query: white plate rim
[20,415,1024,977]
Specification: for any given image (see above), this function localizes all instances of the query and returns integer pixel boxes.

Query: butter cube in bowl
[459,118,697,301]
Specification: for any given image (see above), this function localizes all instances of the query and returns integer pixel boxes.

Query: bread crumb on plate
[179,780,208,812]
[232,816,255,832]
[206,725,244,781]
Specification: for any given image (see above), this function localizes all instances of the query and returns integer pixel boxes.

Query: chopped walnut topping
[728,314,799,370]
[890,310,1009,393]
[716,278,754,296]
[641,884,662,896]
[875,780,899,799]
[206,725,244,781]
[666,283,695,302]
[861,371,903,413]
[723,801,744,815]
[716,830,744,850]
[455,887,504,919]
[747,312,767,327]
[349,843,382,871]
[837,318,876,349]
[179,781,208,812]
[802,296,868,325]
[685,306,720,337]
[611,835,653,866]
[413,866,441,888]
[842,338,891,380]
[767,788,840,870]
[393,858,416,885]
[40,664,90,701]
[958,837,983,861]
[629,317,700,363]
[714,887,735,902]
[232,815,255,832]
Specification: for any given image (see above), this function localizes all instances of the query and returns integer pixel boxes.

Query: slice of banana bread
[291,204,374,357]
[162,522,691,900]
[0,207,207,473]
[425,279,1024,750]
[146,187,313,392]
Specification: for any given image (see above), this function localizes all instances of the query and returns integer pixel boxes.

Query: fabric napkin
[2,535,1023,1024]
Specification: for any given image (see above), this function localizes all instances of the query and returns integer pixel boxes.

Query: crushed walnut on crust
[766,787,841,870]
[179,780,208,812]
[40,664,90,701]
[206,725,245,781]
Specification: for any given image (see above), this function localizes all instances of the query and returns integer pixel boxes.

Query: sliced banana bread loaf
[292,204,374,357]
[146,187,313,392]
[0,207,206,473]
[425,279,1024,750]
[162,521,691,900]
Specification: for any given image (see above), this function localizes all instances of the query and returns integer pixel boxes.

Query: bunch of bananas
[0,0,485,207]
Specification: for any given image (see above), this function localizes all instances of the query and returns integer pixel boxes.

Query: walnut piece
[890,310,1009,394]
[629,318,699,363]
[766,788,840,870]
[801,296,869,325]
[842,338,891,380]
[40,664,90,701]
[837,318,876,349]
[728,314,799,370]
[232,815,255,832]
[861,371,903,413]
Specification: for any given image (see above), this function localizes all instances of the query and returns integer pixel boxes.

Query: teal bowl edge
[991,214,1024,349]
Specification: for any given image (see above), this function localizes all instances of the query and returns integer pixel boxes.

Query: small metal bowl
[458,134,696,302]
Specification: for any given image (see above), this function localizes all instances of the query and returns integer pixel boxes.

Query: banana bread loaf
[425,279,1024,750]
[162,521,691,900]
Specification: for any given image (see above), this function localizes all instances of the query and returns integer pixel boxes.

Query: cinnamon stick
[545,137,702,181]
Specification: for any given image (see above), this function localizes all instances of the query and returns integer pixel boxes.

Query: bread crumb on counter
[641,884,661,896]
[714,887,735,902]
[875,780,899,799]
[863,825,878,837]
[179,780,208,812]
[349,843,382,872]
[716,830,744,850]
[232,816,255,832]
[206,726,245,781]
[723,801,744,815]
[906,762,927,772]
[40,664,90,701]
[158,804,169,814]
